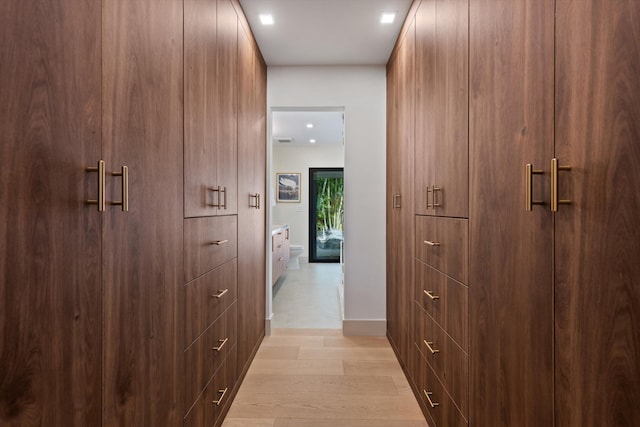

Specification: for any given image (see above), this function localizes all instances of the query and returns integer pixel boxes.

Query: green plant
[316,177,344,233]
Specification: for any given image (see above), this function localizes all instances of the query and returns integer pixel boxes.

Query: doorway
[309,167,344,263]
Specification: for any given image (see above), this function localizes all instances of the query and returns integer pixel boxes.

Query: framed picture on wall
[276,173,301,202]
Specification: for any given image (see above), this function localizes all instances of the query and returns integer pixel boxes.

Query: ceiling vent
[276,137,294,144]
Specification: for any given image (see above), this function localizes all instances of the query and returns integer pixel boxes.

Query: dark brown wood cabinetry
[1,0,266,426]
[390,0,640,426]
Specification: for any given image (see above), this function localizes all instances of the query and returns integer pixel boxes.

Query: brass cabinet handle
[426,186,433,208]
[211,289,228,299]
[249,193,260,208]
[277,244,282,248]
[525,164,544,211]
[423,390,439,408]
[257,193,260,209]
[278,257,284,261]
[551,158,572,212]
[221,186,227,209]
[424,290,440,300]
[210,186,221,208]
[212,337,228,352]
[86,160,106,212]
[112,166,129,212]
[423,340,440,354]
[210,240,229,246]
[392,193,401,209]
[212,387,228,406]
[424,240,440,246]
[432,186,441,208]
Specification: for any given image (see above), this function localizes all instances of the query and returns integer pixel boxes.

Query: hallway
[223,328,428,426]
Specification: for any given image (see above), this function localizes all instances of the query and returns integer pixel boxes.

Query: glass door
[309,168,344,262]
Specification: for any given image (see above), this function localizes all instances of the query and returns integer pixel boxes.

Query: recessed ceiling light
[309,139,316,143]
[380,13,396,24]
[306,123,314,128]
[259,14,274,25]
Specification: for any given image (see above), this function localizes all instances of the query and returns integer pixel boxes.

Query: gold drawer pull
[551,158,572,212]
[86,160,106,212]
[424,290,440,300]
[423,340,440,354]
[211,240,229,246]
[423,390,439,408]
[212,387,228,406]
[278,257,284,261]
[424,240,440,246]
[211,289,228,299]
[212,338,228,352]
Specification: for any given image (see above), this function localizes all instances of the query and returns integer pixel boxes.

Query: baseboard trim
[342,319,387,336]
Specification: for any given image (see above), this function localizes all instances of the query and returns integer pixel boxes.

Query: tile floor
[222,263,428,426]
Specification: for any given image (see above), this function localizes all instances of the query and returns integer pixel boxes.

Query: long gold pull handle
[423,390,439,408]
[210,186,221,208]
[257,193,260,209]
[86,160,106,212]
[221,187,227,209]
[392,194,401,209]
[210,240,229,246]
[424,290,440,300]
[525,164,544,211]
[212,338,228,352]
[551,158,572,212]
[112,166,129,211]
[432,186,441,208]
[424,240,440,246]
[249,193,260,208]
[211,289,228,299]
[426,186,433,209]
[423,340,440,354]
[212,388,228,406]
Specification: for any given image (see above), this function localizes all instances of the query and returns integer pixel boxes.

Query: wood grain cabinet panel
[184,216,238,282]
[416,216,468,284]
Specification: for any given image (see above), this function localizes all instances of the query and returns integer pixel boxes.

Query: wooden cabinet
[414,0,468,218]
[184,0,238,218]
[237,21,267,381]
[386,16,416,367]
[469,0,640,426]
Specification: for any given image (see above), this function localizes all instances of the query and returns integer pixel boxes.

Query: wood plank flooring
[223,329,429,427]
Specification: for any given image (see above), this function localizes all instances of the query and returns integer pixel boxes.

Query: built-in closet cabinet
[469,1,640,426]
[386,16,416,368]
[414,0,468,219]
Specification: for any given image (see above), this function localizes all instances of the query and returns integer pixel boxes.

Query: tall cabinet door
[469,1,555,426]
[0,1,102,425]
[387,20,415,365]
[102,0,183,425]
[554,1,640,425]
[237,23,266,375]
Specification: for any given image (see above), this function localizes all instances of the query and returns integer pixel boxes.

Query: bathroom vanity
[271,225,290,286]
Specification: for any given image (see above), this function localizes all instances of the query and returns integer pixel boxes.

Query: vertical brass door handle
[525,164,544,211]
[210,186,221,208]
[423,390,439,408]
[426,186,433,208]
[432,186,442,208]
[221,186,227,209]
[392,193,401,209]
[249,193,259,208]
[424,290,440,300]
[112,166,129,212]
[257,193,260,209]
[86,160,106,212]
[212,388,228,406]
[551,158,572,212]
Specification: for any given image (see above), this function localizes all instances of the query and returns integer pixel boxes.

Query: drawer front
[416,304,469,416]
[183,346,237,427]
[183,302,237,412]
[184,259,237,348]
[185,216,237,282]
[416,261,468,351]
[417,354,468,427]
[415,216,468,284]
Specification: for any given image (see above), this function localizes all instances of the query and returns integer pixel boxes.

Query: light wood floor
[223,329,429,427]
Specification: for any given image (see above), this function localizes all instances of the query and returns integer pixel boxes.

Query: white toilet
[287,245,304,269]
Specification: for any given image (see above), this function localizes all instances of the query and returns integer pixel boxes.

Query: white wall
[267,66,387,335]
[272,145,345,258]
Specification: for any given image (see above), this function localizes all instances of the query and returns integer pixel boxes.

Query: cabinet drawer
[184,260,237,348]
[416,303,468,416]
[415,216,468,284]
[416,260,468,350]
[183,302,237,411]
[185,216,237,282]
[183,346,237,427]
[417,353,468,427]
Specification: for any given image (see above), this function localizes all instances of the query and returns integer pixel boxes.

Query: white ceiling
[272,110,345,147]
[238,0,413,66]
